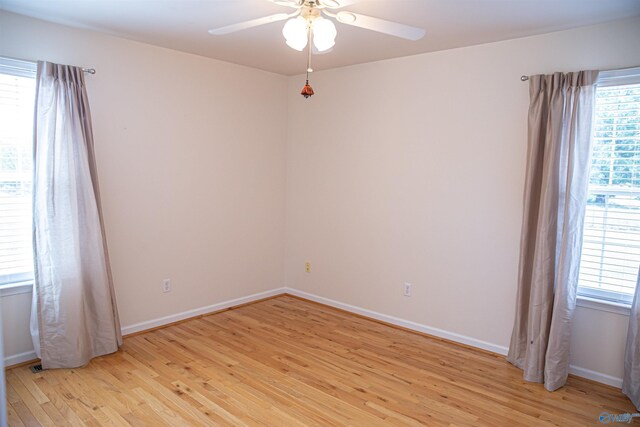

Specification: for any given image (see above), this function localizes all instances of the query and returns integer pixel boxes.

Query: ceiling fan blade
[208,13,294,35]
[319,0,356,8]
[335,11,425,40]
[266,0,353,9]
[267,0,302,9]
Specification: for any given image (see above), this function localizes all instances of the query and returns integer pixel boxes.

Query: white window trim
[0,56,37,291]
[597,66,640,88]
[577,295,631,316]
[0,57,36,78]
[575,66,640,312]
[0,280,33,297]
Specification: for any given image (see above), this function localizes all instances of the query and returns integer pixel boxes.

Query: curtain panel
[31,61,122,369]
[507,71,598,391]
[624,271,640,410]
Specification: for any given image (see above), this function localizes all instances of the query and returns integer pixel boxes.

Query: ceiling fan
[208,0,426,98]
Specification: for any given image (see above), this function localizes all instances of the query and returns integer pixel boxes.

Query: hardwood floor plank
[33,376,87,427]
[41,370,105,426]
[130,368,228,426]
[97,405,134,426]
[6,295,636,426]
[6,371,56,426]
[6,403,27,427]
[10,401,40,427]
[6,383,22,405]
[13,368,49,405]
[39,401,69,426]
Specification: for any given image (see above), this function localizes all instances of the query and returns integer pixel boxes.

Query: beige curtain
[507,71,598,391]
[31,61,122,369]
[0,302,7,426]
[623,270,640,409]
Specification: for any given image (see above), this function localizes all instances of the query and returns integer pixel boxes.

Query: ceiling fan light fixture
[283,16,308,51]
[208,0,427,97]
[312,17,336,52]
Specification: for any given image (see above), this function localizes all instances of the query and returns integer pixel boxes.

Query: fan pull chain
[300,19,314,98]
[307,21,312,74]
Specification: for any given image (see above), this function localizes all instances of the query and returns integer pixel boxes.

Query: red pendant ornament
[301,80,314,98]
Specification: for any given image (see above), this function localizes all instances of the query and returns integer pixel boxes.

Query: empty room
[1,0,640,425]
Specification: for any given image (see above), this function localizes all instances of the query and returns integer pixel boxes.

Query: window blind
[0,58,36,285]
[578,81,640,303]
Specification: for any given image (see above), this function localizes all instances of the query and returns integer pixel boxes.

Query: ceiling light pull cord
[307,20,312,74]
[301,19,315,98]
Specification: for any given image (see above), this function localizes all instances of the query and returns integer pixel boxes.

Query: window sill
[0,280,33,297]
[576,295,631,316]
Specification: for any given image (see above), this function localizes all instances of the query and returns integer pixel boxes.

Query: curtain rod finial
[521,75,529,81]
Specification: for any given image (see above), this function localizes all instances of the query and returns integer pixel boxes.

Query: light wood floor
[5,295,636,426]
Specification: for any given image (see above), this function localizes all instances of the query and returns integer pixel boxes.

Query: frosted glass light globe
[312,17,336,52]
[283,17,308,51]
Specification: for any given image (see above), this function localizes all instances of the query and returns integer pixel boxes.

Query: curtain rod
[2,56,96,74]
[521,65,640,82]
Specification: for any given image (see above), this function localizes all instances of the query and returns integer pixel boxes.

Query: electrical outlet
[305,262,311,273]
[162,279,171,293]
[403,282,412,297]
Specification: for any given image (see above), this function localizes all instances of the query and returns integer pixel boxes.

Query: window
[0,58,36,286]
[578,68,640,304]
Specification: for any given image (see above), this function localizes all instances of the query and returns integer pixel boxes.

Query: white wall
[285,17,640,383]
[0,12,288,361]
[0,292,33,363]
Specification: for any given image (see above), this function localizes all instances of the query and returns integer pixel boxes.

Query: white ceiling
[2,0,640,76]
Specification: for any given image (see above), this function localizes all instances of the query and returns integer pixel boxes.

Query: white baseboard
[4,288,286,367]
[120,287,287,336]
[4,350,37,367]
[3,285,624,389]
[284,288,509,355]
[568,365,622,388]
[285,288,624,389]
